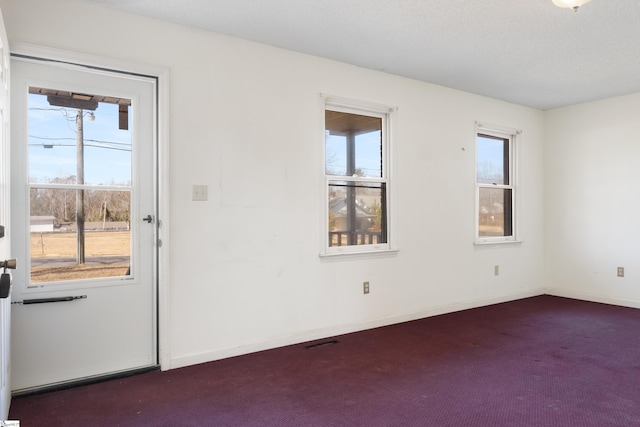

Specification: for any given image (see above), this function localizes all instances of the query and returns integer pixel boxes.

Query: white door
[10,57,157,392]
[0,8,11,417]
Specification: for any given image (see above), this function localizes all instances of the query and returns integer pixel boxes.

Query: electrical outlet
[494,265,499,276]
[363,281,370,294]
[617,267,624,277]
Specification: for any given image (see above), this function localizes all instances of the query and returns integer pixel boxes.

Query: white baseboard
[545,288,640,309]
[168,288,544,370]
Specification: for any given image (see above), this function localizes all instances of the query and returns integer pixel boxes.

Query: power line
[29,135,131,152]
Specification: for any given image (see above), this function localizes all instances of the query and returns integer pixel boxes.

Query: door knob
[0,259,16,270]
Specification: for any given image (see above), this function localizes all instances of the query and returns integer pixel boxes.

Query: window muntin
[324,102,390,254]
[476,128,516,242]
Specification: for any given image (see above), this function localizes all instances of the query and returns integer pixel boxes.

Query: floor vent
[305,340,339,349]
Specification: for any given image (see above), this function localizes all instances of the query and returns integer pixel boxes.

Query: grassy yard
[30,231,130,283]
[31,231,130,258]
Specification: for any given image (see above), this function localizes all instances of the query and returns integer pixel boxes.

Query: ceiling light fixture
[552,0,591,12]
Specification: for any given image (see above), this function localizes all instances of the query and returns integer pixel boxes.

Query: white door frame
[10,42,171,372]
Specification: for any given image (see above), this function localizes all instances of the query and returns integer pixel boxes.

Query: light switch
[192,185,208,201]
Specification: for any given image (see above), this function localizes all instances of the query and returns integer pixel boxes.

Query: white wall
[545,93,640,306]
[0,0,545,370]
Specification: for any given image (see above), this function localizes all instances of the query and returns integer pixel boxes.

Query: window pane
[478,187,513,237]
[325,110,382,177]
[28,88,132,185]
[30,188,131,284]
[325,133,347,176]
[355,131,382,177]
[477,134,509,185]
[328,181,386,246]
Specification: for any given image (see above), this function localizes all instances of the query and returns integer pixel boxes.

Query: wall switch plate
[617,267,624,277]
[494,265,499,276]
[363,281,370,294]
[192,185,208,201]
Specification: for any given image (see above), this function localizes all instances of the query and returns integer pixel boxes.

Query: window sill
[319,248,399,261]
[474,240,523,248]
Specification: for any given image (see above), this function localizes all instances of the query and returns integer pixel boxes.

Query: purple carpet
[9,295,640,426]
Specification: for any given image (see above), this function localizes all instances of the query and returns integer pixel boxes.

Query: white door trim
[10,42,171,371]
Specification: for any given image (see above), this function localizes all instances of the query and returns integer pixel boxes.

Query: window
[27,87,133,284]
[476,124,518,243]
[323,97,393,254]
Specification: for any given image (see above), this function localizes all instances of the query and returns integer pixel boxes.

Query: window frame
[475,122,520,245]
[321,94,396,256]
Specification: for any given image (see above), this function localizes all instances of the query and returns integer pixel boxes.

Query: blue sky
[327,131,507,183]
[476,135,507,184]
[325,131,382,178]
[28,93,132,185]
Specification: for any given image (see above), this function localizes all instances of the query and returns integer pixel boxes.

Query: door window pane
[28,88,132,185]
[30,188,131,284]
[27,86,133,284]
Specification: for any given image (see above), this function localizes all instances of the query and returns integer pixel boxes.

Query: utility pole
[46,93,98,266]
[76,109,85,265]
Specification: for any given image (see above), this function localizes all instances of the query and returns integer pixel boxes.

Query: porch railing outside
[329,231,383,247]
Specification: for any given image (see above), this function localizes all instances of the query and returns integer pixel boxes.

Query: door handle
[0,259,16,299]
[0,273,10,299]
[142,215,155,224]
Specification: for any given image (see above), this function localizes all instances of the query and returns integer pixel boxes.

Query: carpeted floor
[9,295,640,426]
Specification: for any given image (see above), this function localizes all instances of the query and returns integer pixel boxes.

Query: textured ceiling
[83,0,640,110]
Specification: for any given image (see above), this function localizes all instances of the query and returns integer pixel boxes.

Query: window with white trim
[323,97,392,254]
[476,124,518,243]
